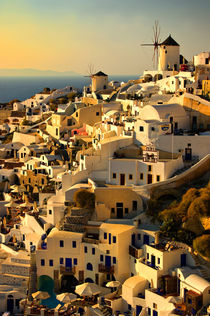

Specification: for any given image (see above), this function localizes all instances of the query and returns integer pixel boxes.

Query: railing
[60,266,76,274]
[98,264,114,274]
[82,237,99,244]
[129,245,143,259]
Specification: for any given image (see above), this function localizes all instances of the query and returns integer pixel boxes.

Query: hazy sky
[0,0,209,75]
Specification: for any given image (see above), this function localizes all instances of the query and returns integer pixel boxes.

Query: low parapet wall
[134,154,210,200]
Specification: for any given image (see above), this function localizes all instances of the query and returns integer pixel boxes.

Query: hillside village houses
[0,35,209,315]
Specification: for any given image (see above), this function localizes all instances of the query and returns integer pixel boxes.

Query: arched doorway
[7,294,14,313]
[61,275,79,293]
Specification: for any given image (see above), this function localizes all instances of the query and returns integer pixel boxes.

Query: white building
[194,52,210,66]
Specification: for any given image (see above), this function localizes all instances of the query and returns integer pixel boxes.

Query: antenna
[141,20,161,68]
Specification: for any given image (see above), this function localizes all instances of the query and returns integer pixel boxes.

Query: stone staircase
[171,156,199,177]
[100,306,112,316]
[60,207,93,232]
[190,252,210,281]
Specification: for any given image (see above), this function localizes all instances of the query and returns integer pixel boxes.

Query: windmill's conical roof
[92,71,108,77]
[161,35,179,46]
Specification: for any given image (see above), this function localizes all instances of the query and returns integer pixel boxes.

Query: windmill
[84,63,95,92]
[141,20,161,68]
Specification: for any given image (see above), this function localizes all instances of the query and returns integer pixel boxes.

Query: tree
[74,189,95,209]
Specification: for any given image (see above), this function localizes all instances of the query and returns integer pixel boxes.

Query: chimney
[155,232,159,245]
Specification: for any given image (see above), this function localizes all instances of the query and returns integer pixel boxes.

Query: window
[74,258,78,265]
[60,240,64,247]
[138,234,141,240]
[111,208,115,214]
[125,208,128,214]
[41,178,44,185]
[76,112,78,117]
[113,257,116,264]
[56,128,59,136]
[148,308,151,315]
[49,209,52,215]
[72,241,76,248]
[107,274,111,280]
[151,127,155,131]
[106,250,110,254]
[158,258,160,264]
[128,304,131,311]
[87,263,93,271]
[188,298,192,304]
[84,246,87,253]
[104,233,107,239]
[100,255,103,262]
[96,112,100,116]
[140,173,143,180]
[129,174,133,180]
[41,259,45,266]
[49,259,53,267]
[148,165,152,172]
[60,258,63,265]
[147,253,149,260]
[112,173,116,179]
[139,126,144,132]
[153,303,157,309]
[156,175,160,182]
[92,248,95,255]
[113,236,116,243]
[132,200,137,211]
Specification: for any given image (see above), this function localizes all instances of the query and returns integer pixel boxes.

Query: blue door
[153,311,158,316]
[131,234,135,246]
[65,258,72,268]
[143,234,149,245]
[136,305,142,316]
[105,256,111,267]
[181,254,186,267]
[151,255,155,267]
[109,233,111,244]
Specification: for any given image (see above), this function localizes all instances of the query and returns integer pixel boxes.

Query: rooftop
[161,35,179,46]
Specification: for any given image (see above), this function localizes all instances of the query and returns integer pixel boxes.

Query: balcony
[60,266,76,275]
[129,245,143,259]
[82,233,99,245]
[98,264,114,274]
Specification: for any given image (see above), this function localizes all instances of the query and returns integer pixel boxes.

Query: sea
[0,75,138,103]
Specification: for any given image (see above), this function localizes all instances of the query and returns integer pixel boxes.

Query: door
[143,234,149,245]
[65,258,72,268]
[185,148,192,161]
[131,234,135,246]
[109,233,111,245]
[7,296,14,313]
[136,305,142,316]
[153,311,158,316]
[147,174,152,184]
[192,116,197,131]
[116,203,123,218]
[95,273,99,285]
[105,256,111,267]
[181,254,186,267]
[151,255,155,267]
[120,173,125,185]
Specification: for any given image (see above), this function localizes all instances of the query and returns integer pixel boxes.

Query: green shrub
[193,235,210,258]
[74,189,95,209]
